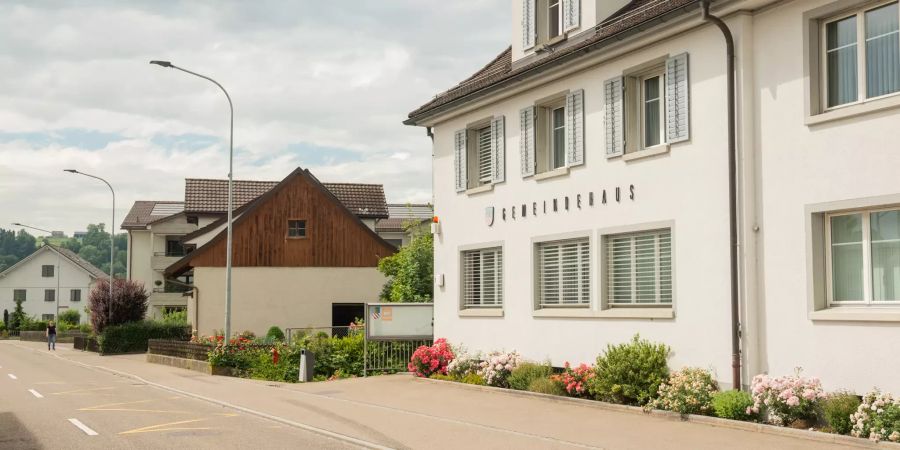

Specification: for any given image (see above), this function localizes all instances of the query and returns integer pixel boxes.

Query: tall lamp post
[12,223,61,320]
[64,170,115,321]
[149,60,235,340]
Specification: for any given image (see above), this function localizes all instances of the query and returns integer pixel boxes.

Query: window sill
[533,307,674,319]
[806,93,900,126]
[465,184,493,196]
[459,308,503,317]
[622,144,670,162]
[533,167,569,181]
[809,307,900,323]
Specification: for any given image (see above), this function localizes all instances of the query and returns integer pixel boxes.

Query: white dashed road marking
[8,373,17,380]
[68,418,98,436]
[28,389,44,398]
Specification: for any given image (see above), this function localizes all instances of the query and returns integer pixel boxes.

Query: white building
[0,245,105,323]
[405,0,900,392]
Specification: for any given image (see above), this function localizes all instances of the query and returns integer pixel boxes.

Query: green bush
[822,392,860,435]
[97,321,191,354]
[58,309,81,326]
[265,326,285,343]
[712,390,758,422]
[160,309,187,325]
[528,377,565,396]
[429,373,455,382]
[289,332,364,378]
[507,362,554,391]
[249,345,297,382]
[460,373,486,385]
[588,334,671,406]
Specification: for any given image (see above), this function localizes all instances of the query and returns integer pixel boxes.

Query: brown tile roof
[406,0,697,122]
[51,245,108,279]
[184,177,389,219]
[121,201,185,230]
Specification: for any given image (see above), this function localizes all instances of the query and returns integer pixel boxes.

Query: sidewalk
[11,341,877,450]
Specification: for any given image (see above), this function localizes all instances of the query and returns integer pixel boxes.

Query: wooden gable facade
[174,169,396,271]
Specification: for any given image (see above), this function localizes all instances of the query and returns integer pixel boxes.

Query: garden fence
[364,339,433,375]
[148,339,213,361]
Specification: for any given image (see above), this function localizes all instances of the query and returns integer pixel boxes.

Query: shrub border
[416,376,900,449]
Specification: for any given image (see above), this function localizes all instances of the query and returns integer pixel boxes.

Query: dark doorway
[332,303,364,337]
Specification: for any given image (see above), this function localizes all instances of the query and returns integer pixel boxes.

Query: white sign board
[366,303,433,340]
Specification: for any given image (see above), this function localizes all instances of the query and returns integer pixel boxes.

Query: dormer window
[522,0,580,50]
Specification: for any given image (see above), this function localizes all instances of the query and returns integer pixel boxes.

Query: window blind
[607,230,672,305]
[463,247,503,307]
[477,126,492,183]
[538,238,590,307]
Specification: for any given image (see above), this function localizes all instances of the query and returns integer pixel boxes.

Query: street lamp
[150,60,235,340]
[12,223,61,320]
[64,169,115,321]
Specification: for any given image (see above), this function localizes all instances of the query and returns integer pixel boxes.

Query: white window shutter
[519,106,536,177]
[666,52,690,143]
[604,77,624,157]
[454,129,467,192]
[563,0,580,32]
[491,116,505,184]
[522,0,536,50]
[565,89,584,167]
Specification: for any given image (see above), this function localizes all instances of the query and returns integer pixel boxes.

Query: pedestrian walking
[46,321,57,351]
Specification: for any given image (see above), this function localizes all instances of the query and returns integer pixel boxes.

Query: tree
[377,232,433,302]
[89,279,148,333]
[10,298,27,331]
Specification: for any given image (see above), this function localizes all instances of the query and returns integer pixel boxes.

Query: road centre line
[8,373,17,380]
[119,418,216,435]
[68,418,99,436]
[28,389,44,398]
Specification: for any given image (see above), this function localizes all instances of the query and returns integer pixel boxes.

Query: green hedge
[97,321,190,354]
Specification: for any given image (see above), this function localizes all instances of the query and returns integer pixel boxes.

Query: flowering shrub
[749,369,826,426]
[478,350,520,387]
[551,362,594,398]
[851,390,900,442]
[408,338,455,378]
[588,334,671,406]
[651,367,718,415]
[446,348,481,379]
[712,390,758,422]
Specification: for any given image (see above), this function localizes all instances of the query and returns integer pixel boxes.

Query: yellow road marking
[51,387,115,395]
[119,419,216,435]
[35,381,67,385]
[79,399,191,414]
[79,399,154,410]
[214,413,239,417]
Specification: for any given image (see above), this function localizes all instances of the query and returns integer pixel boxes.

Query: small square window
[42,314,55,321]
[287,220,307,238]
[42,265,54,277]
[70,289,81,302]
[13,290,26,302]
[44,289,55,302]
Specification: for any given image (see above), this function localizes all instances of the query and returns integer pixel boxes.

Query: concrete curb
[9,343,390,450]
[416,377,900,449]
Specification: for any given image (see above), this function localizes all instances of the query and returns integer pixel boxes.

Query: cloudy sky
[0,0,509,235]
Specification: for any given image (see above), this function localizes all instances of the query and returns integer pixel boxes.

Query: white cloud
[0,0,509,234]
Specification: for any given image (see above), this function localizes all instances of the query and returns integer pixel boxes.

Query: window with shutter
[477,126,492,183]
[537,238,590,307]
[604,77,624,157]
[462,247,503,308]
[454,129,467,192]
[520,106,536,177]
[606,229,672,305]
[665,52,690,143]
[491,116,506,184]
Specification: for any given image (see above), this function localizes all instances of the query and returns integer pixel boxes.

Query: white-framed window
[287,219,307,238]
[534,98,567,174]
[454,116,505,192]
[822,1,900,109]
[548,0,562,40]
[462,247,503,308]
[606,229,673,306]
[536,238,590,307]
[640,72,666,149]
[826,207,900,305]
[44,289,55,302]
[70,289,81,302]
[549,105,566,169]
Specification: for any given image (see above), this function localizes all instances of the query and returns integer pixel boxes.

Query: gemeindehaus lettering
[490,184,635,225]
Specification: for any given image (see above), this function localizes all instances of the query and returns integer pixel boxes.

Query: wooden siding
[188,172,396,268]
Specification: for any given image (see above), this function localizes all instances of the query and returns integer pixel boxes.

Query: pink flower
[786,396,800,407]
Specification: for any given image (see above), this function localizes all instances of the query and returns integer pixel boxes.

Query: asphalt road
[0,343,355,450]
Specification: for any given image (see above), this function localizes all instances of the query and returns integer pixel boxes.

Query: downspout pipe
[700,0,741,391]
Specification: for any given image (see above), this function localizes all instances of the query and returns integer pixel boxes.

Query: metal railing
[365,339,432,374]
[0,330,21,339]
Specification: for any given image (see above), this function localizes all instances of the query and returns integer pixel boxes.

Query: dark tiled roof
[121,201,184,229]
[407,0,697,121]
[51,245,108,279]
[184,177,389,219]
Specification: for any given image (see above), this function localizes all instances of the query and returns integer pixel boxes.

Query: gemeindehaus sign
[485,184,635,227]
